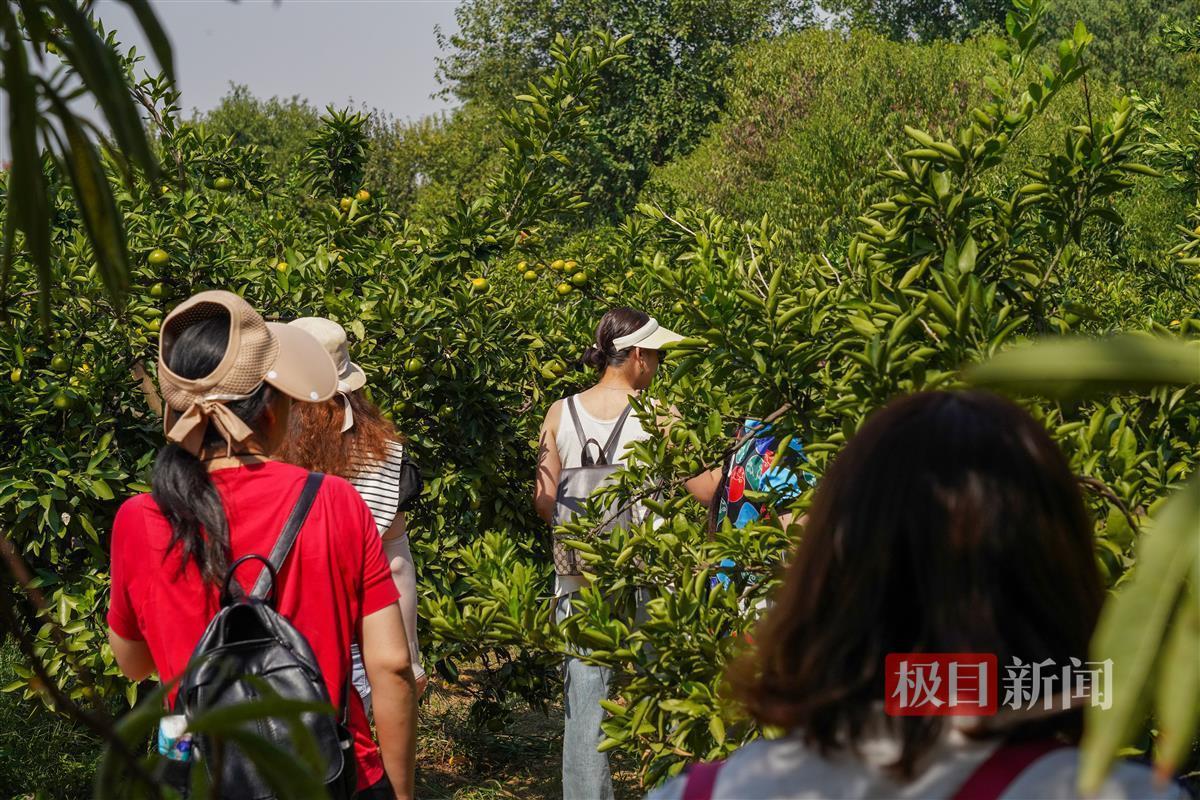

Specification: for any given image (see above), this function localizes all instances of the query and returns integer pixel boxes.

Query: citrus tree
[0,1,175,319]
[0,0,1197,795]
[426,0,1198,786]
[0,21,633,793]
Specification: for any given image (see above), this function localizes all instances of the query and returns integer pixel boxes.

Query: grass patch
[0,640,640,799]
[416,677,641,799]
[0,639,103,800]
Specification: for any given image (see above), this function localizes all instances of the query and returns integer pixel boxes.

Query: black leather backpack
[171,472,357,799]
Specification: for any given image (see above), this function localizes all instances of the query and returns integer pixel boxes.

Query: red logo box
[885,653,998,716]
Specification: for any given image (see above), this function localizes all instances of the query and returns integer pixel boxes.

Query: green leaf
[1080,479,1200,793]
[1,9,52,324]
[46,0,158,177]
[957,235,978,274]
[708,715,726,746]
[903,126,935,146]
[898,260,927,289]
[186,696,335,733]
[1152,585,1199,778]
[43,87,130,303]
[967,336,1200,394]
[1118,163,1163,177]
[116,0,176,82]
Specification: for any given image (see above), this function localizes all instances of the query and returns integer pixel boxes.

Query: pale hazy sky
[97,0,460,120]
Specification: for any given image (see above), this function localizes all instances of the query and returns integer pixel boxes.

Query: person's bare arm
[685,467,723,508]
[362,603,417,800]
[380,511,406,542]
[778,511,808,530]
[534,401,563,526]
[107,629,155,682]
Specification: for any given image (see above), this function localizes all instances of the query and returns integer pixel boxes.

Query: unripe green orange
[148,248,169,266]
[405,357,425,375]
[471,277,489,292]
[523,270,538,282]
[340,197,352,211]
[213,176,234,191]
[556,283,572,296]
[570,271,588,286]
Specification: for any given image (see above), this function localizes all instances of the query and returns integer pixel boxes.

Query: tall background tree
[822,0,1009,40]
[435,0,816,218]
[2,0,1200,796]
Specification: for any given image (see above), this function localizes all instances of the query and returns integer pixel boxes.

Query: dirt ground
[416,678,642,800]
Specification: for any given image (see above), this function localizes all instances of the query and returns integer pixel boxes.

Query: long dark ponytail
[151,315,274,585]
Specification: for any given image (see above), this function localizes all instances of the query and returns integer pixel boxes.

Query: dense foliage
[436,0,815,216]
[824,0,1008,41]
[1,0,1198,796]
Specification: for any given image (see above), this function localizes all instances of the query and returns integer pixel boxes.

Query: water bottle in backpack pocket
[552,397,636,576]
[164,472,357,799]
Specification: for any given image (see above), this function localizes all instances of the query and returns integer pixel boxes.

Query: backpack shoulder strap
[250,472,325,600]
[566,396,604,467]
[601,403,634,464]
[680,760,724,800]
[950,739,1068,800]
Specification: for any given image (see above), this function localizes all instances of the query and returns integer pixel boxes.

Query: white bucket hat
[287,317,367,431]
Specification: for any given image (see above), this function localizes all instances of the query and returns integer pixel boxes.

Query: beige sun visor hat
[611,317,684,351]
[157,290,338,456]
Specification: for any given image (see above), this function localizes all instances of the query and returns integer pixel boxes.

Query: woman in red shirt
[106,291,416,799]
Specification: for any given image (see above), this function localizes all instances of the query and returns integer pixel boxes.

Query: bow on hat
[165,394,257,457]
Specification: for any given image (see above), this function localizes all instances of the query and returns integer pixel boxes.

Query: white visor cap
[611,317,684,351]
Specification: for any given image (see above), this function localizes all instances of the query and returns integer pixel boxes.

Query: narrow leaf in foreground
[967,335,1200,393]
[1079,479,1200,793]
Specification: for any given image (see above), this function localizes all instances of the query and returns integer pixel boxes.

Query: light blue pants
[557,591,615,800]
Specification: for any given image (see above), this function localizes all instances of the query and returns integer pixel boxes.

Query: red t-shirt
[107,461,399,790]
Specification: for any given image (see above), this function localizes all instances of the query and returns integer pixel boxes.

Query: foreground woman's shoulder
[644,741,1190,800]
[1007,748,1188,800]
[112,491,162,532]
[644,739,781,800]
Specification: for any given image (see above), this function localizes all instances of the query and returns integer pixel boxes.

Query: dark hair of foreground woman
[733,390,1105,777]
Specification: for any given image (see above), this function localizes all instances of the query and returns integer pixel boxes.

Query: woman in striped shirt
[281,317,427,709]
